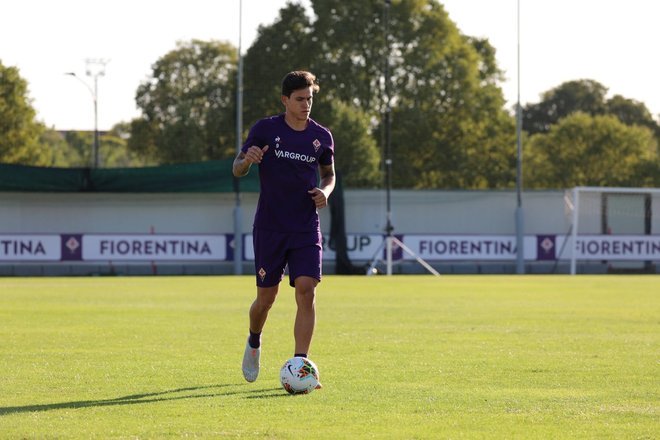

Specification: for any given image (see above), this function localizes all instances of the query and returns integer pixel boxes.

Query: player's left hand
[308,188,329,209]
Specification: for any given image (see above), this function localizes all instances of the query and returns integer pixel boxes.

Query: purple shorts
[253,228,323,287]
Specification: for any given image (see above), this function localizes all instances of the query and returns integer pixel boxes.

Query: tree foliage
[522,79,660,188]
[525,112,658,188]
[242,2,382,188]
[107,122,154,167]
[384,1,515,188]
[606,94,660,140]
[39,128,82,166]
[315,99,381,188]
[523,79,660,140]
[4,2,658,190]
[242,0,516,189]
[242,3,315,127]
[0,61,49,165]
[129,40,237,164]
[522,79,608,135]
[57,127,147,168]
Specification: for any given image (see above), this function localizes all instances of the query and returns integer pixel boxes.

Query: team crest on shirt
[313,139,321,152]
[258,267,266,282]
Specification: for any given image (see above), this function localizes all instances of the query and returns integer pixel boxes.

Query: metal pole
[93,75,99,168]
[515,0,525,274]
[384,0,393,275]
[233,0,244,275]
[85,58,107,168]
[65,67,104,168]
[570,187,580,275]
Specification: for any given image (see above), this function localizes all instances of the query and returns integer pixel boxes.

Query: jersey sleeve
[319,131,334,166]
[241,119,268,154]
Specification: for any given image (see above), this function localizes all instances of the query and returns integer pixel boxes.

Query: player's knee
[256,287,278,309]
[295,276,317,293]
[294,278,316,307]
[259,296,277,310]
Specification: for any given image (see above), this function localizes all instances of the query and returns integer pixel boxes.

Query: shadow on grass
[0,384,285,416]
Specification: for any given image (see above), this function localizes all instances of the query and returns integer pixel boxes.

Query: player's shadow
[0,384,285,416]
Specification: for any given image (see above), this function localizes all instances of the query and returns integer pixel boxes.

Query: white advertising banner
[0,235,61,261]
[402,235,538,261]
[82,235,226,261]
[322,234,384,260]
[556,235,660,261]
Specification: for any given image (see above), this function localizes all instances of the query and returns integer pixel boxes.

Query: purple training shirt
[242,114,334,233]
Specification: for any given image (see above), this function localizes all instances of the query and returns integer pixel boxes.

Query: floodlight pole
[233,0,244,275]
[65,58,107,168]
[515,0,525,274]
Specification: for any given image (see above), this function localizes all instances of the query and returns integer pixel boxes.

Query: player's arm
[308,163,336,209]
[232,145,269,177]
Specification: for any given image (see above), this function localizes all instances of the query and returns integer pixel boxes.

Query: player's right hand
[245,145,269,164]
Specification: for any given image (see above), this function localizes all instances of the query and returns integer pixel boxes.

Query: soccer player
[232,71,335,384]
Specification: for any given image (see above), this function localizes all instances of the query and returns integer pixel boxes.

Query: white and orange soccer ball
[279,357,320,395]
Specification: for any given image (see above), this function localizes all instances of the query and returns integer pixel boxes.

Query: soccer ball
[280,357,320,395]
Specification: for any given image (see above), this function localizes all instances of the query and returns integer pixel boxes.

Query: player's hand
[308,187,329,209]
[244,145,269,164]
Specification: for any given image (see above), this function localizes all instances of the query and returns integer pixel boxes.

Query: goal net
[560,187,660,274]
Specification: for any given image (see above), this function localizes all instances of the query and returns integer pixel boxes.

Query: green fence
[0,160,259,193]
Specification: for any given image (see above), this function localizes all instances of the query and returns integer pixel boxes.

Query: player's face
[282,87,314,122]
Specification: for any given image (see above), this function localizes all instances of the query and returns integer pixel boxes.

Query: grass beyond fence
[0,275,657,438]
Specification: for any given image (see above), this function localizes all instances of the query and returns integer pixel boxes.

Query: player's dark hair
[281,71,320,97]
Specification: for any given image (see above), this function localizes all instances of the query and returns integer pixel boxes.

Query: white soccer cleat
[242,339,260,383]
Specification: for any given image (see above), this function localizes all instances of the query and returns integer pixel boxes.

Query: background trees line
[0,63,145,169]
[1,0,658,189]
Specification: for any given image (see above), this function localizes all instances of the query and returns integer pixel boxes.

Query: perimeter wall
[2,190,658,275]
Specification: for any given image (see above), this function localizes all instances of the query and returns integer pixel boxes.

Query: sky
[2,0,658,131]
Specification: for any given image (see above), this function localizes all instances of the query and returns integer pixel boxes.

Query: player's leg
[287,231,323,357]
[287,233,324,389]
[292,271,324,389]
[242,285,279,383]
[249,227,288,340]
[292,275,318,356]
[249,285,279,340]
[243,229,287,383]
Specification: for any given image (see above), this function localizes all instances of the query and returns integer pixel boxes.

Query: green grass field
[0,275,657,439]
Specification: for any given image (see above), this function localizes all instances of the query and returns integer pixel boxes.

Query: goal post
[563,186,660,275]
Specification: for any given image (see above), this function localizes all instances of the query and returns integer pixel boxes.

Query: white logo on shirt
[274,149,317,163]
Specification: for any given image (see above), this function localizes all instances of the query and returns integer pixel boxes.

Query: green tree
[522,79,609,135]
[242,2,381,187]
[525,112,658,188]
[522,79,660,141]
[43,127,147,168]
[315,100,381,188]
[606,94,660,142]
[244,0,516,189]
[129,39,237,164]
[242,2,314,127]
[106,122,154,167]
[62,130,93,166]
[310,0,390,115]
[381,0,515,188]
[39,128,83,166]
[0,61,49,165]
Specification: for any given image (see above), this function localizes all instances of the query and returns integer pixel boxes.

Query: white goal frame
[567,186,660,275]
